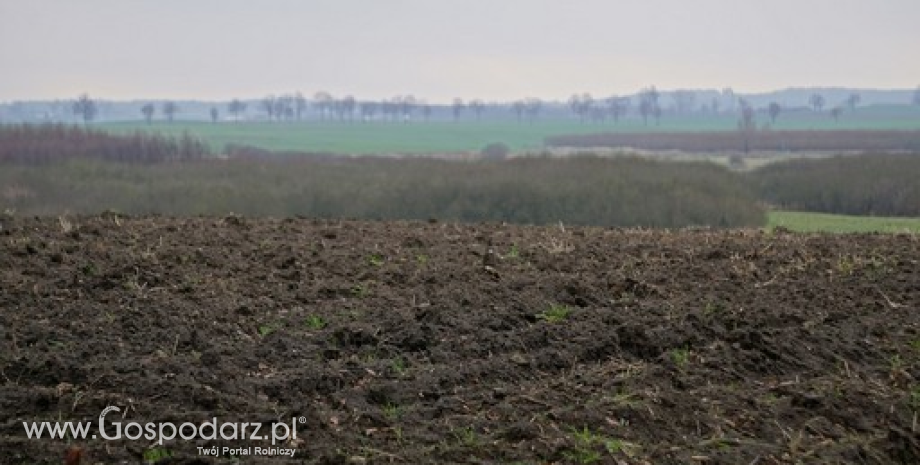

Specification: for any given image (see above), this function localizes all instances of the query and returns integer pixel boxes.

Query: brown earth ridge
[1,215,918,464]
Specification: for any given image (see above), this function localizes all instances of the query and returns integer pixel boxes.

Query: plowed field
[1,216,918,464]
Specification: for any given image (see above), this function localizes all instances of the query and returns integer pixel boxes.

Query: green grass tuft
[537,304,572,323]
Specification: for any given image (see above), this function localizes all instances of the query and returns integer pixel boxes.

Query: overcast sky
[1,0,918,103]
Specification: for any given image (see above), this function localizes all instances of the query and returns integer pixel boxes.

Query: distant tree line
[52,87,901,126]
[0,124,209,164]
[236,88,871,125]
[749,153,920,217]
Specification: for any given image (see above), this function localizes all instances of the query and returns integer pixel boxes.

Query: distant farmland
[97,105,920,155]
[768,211,920,233]
[546,130,920,153]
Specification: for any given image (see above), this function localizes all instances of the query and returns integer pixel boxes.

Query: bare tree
[210,107,219,123]
[808,93,825,113]
[738,100,756,131]
[359,101,378,121]
[846,93,861,111]
[313,91,333,120]
[768,102,781,124]
[671,90,696,115]
[397,95,416,121]
[737,99,756,153]
[72,93,98,124]
[227,99,247,122]
[140,103,155,124]
[294,92,307,120]
[568,94,580,120]
[275,95,295,121]
[468,99,485,121]
[380,99,396,122]
[261,95,277,121]
[420,102,432,122]
[48,100,65,122]
[607,96,629,123]
[162,101,178,123]
[568,93,593,122]
[722,87,736,113]
[638,86,660,126]
[511,100,526,122]
[589,105,608,123]
[830,107,843,122]
[451,98,465,121]
[337,95,356,122]
[525,98,542,123]
[638,101,652,125]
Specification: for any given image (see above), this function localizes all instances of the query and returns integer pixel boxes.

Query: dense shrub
[0,123,210,163]
[0,155,765,228]
[480,142,511,160]
[749,153,920,216]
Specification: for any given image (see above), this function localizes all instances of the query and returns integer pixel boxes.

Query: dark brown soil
[1,215,918,464]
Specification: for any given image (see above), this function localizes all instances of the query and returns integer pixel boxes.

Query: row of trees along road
[65,87,920,124]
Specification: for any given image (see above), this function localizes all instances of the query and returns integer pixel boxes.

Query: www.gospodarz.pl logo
[24,406,304,457]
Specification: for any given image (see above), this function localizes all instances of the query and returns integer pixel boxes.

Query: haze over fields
[3,4,920,462]
[1,0,919,103]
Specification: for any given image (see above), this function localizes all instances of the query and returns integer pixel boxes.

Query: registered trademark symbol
[298,416,307,424]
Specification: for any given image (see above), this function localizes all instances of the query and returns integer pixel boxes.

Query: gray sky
[1,0,918,103]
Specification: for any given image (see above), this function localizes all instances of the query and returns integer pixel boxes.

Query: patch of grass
[143,447,171,464]
[563,427,638,464]
[390,357,408,376]
[836,255,857,276]
[604,438,641,457]
[304,314,326,330]
[670,347,691,368]
[351,283,369,298]
[537,303,572,323]
[890,354,904,372]
[382,403,403,421]
[368,254,385,267]
[81,262,97,276]
[608,390,641,408]
[415,253,428,265]
[703,300,725,316]
[567,427,602,458]
[768,211,920,234]
[863,256,893,280]
[258,322,280,337]
[506,243,520,259]
[909,385,920,411]
[564,447,602,464]
[452,426,479,447]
